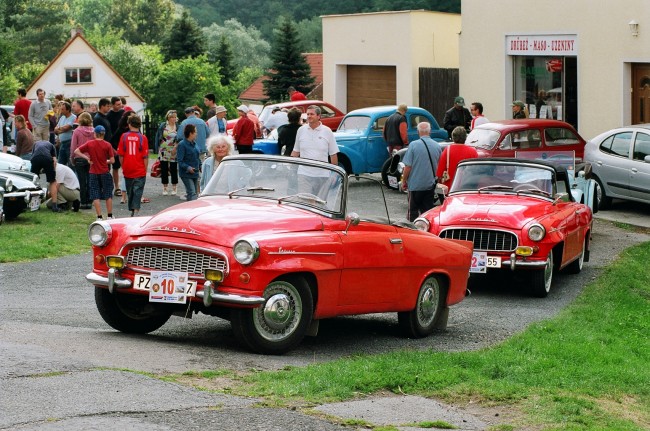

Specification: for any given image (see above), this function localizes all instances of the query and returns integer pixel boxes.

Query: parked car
[414,157,593,298]
[0,152,31,171]
[0,170,46,220]
[335,105,447,175]
[584,124,650,210]
[85,154,473,354]
[228,100,345,134]
[0,185,5,224]
[464,119,587,160]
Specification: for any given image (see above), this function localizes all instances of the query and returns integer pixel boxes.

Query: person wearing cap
[233,105,255,153]
[512,100,527,119]
[177,106,210,159]
[263,106,289,134]
[207,105,228,137]
[75,125,115,219]
[70,112,96,209]
[383,103,409,153]
[287,86,307,101]
[442,96,472,139]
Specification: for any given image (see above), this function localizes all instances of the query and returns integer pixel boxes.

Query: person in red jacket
[288,86,307,101]
[117,115,149,216]
[436,126,479,196]
[232,105,255,154]
[14,88,32,130]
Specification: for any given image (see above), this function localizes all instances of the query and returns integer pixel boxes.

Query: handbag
[440,145,451,183]
[150,159,161,178]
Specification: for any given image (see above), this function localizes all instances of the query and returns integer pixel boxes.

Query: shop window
[65,67,92,84]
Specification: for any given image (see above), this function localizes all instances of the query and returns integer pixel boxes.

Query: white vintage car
[0,152,31,171]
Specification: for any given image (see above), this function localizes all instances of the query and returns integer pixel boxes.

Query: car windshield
[337,115,371,132]
[452,162,554,197]
[201,156,345,214]
[466,128,501,150]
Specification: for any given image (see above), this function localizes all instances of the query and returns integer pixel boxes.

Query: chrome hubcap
[263,293,293,330]
[418,280,439,326]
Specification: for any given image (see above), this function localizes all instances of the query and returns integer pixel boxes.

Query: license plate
[29,196,41,211]
[471,252,501,273]
[134,272,197,304]
[387,175,399,189]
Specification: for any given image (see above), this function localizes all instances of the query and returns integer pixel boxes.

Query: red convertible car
[414,158,593,297]
[86,155,473,354]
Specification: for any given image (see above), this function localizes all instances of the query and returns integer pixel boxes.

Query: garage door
[347,66,396,111]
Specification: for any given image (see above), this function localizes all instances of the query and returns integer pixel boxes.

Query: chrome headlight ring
[233,239,260,265]
[413,217,431,232]
[528,223,546,242]
[88,221,113,247]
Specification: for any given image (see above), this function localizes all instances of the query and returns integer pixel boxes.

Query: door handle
[390,238,403,244]
[631,168,638,173]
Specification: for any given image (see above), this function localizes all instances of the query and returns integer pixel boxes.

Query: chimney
[70,27,84,39]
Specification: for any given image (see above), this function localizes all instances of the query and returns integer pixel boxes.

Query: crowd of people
[1,88,504,222]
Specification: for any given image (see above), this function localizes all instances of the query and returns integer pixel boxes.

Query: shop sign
[506,34,577,56]
[546,59,563,72]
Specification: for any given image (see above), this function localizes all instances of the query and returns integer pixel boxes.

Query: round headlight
[413,218,430,232]
[5,179,13,192]
[528,224,546,241]
[233,239,260,265]
[88,221,112,247]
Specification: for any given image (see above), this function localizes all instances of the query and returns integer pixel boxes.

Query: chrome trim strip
[502,259,548,269]
[267,251,336,255]
[195,290,265,306]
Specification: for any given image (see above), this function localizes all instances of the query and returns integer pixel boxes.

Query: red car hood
[139,198,325,245]
[434,194,554,230]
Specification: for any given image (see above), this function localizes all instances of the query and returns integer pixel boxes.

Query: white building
[27,30,145,113]
[460,0,650,139]
[322,10,461,113]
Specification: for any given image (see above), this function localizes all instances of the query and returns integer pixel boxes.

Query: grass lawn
[0,208,94,262]
[211,242,649,430]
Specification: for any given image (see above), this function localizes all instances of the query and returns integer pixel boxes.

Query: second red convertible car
[415,158,593,297]
[86,155,473,354]
[465,119,587,160]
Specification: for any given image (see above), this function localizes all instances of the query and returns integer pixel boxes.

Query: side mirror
[344,212,360,234]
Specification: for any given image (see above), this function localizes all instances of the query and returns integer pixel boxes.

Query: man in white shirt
[45,160,81,211]
[207,105,228,137]
[470,102,489,130]
[291,106,339,195]
[263,107,289,134]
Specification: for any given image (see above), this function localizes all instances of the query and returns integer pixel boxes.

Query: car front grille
[125,246,227,275]
[439,228,518,252]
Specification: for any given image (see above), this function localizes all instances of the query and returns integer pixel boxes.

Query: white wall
[460,0,650,139]
[323,10,461,112]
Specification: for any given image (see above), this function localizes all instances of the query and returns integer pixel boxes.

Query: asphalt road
[1,174,648,430]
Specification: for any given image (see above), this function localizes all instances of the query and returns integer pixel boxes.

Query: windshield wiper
[278,193,327,205]
[477,185,514,192]
[228,186,275,198]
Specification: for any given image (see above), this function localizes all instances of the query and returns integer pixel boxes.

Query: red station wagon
[466,119,587,160]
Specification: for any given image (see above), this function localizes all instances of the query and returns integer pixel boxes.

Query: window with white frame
[65,67,92,84]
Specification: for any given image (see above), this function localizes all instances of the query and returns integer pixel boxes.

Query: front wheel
[94,287,172,333]
[381,158,401,190]
[398,276,446,337]
[529,252,554,298]
[594,176,611,210]
[231,278,313,354]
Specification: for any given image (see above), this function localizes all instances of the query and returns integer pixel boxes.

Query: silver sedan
[584,124,650,209]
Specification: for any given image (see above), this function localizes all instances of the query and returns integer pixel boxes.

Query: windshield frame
[200,154,348,219]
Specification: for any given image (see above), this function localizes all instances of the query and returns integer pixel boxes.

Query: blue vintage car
[334,106,447,175]
[252,106,447,176]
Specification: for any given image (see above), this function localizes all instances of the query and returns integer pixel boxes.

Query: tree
[106,0,175,45]
[263,17,315,103]
[215,35,235,86]
[99,42,163,102]
[295,17,322,53]
[203,19,271,73]
[9,0,72,64]
[161,10,206,62]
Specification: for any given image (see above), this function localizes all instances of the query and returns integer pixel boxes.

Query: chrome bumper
[86,271,265,307]
[503,252,548,271]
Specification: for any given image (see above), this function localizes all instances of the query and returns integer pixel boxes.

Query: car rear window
[466,129,500,150]
[599,132,631,158]
[544,127,581,146]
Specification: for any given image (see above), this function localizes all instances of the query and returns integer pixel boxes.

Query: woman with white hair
[201,134,235,190]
